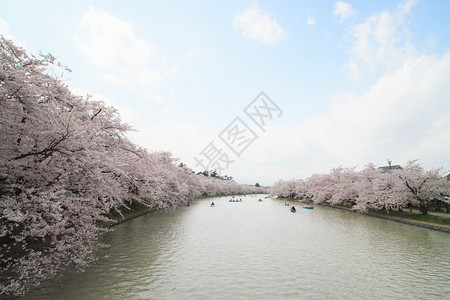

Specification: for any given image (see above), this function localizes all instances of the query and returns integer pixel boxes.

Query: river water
[29,195,449,299]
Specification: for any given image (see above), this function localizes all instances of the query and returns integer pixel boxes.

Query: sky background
[1,0,449,186]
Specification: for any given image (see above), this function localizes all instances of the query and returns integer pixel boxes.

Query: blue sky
[1,0,449,186]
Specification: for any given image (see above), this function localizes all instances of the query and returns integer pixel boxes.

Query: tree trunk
[419,201,428,215]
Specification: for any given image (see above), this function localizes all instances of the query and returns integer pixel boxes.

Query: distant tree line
[270,162,450,215]
[195,169,233,181]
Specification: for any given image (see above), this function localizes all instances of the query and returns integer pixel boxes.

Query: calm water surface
[29,195,450,299]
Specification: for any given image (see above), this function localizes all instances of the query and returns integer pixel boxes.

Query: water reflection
[28,195,450,299]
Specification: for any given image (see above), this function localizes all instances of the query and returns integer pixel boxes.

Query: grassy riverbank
[277,197,450,233]
[386,210,450,226]
[365,209,450,233]
[330,205,450,233]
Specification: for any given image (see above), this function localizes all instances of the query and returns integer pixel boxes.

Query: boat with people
[303,205,313,209]
[210,202,215,207]
[290,206,296,213]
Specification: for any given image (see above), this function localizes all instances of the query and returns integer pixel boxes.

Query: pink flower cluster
[270,162,449,214]
[0,37,265,296]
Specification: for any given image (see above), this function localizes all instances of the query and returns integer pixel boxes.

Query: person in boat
[211,202,215,206]
[285,202,289,206]
[291,206,296,210]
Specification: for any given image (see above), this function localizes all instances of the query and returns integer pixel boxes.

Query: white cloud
[98,46,450,184]
[251,52,450,181]
[346,0,418,79]
[75,7,178,93]
[344,59,362,80]
[234,6,287,46]
[128,121,209,164]
[398,0,418,15]
[332,1,355,21]
[307,16,316,26]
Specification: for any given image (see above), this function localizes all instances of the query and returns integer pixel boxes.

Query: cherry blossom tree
[290,167,358,206]
[325,166,358,206]
[354,164,407,213]
[270,161,449,215]
[269,179,299,198]
[1,37,134,295]
[0,37,266,296]
[397,161,450,215]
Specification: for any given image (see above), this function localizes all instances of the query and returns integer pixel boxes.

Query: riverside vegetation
[270,164,450,231]
[0,37,265,296]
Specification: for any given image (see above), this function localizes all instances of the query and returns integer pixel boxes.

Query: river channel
[28,195,449,299]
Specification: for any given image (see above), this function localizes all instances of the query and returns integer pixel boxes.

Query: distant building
[378,165,403,173]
